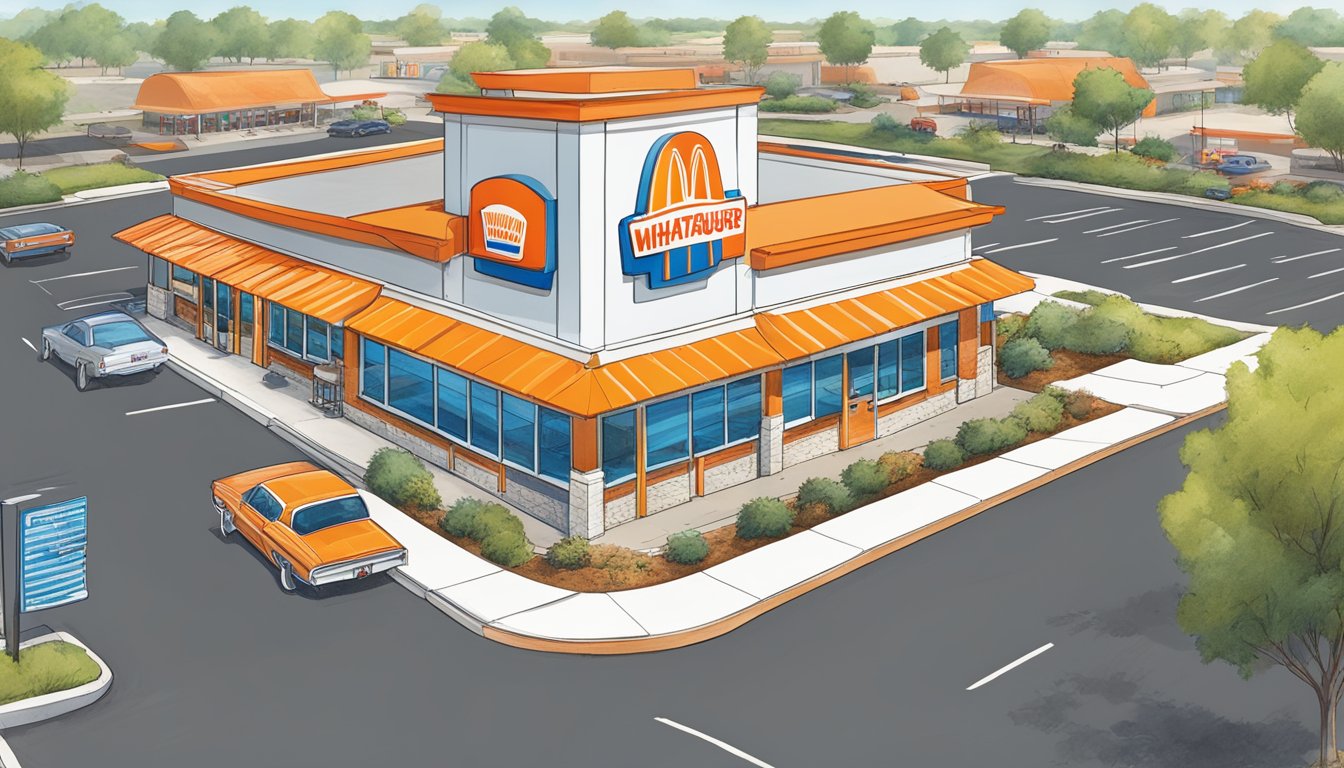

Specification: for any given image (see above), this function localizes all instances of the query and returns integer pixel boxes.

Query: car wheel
[40,338,51,361]
[75,362,91,391]
[274,553,298,592]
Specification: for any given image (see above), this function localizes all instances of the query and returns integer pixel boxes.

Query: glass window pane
[361,338,385,402]
[876,340,900,399]
[645,396,689,468]
[691,388,725,455]
[601,409,638,484]
[435,368,468,440]
[813,355,844,417]
[388,349,434,425]
[151,256,169,289]
[269,303,284,345]
[284,308,303,355]
[172,265,196,286]
[469,382,499,456]
[726,377,761,443]
[847,347,875,398]
[538,408,571,482]
[202,277,214,311]
[900,331,925,392]
[330,326,343,360]
[980,302,995,323]
[306,317,329,361]
[501,394,536,471]
[782,363,812,424]
[939,321,958,380]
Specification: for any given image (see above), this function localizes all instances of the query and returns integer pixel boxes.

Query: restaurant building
[116,66,1032,539]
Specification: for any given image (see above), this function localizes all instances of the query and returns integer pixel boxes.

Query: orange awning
[114,215,381,323]
[133,70,331,115]
[960,57,1150,103]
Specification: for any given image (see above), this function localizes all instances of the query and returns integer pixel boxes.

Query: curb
[757,134,993,174]
[0,631,112,730]
[477,402,1226,655]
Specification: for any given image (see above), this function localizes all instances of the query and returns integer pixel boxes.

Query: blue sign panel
[19,497,88,614]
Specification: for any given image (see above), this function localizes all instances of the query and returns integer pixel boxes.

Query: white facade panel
[442,115,465,214]
[460,121,559,211]
[573,124,607,349]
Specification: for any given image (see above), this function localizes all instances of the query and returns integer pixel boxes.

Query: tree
[1243,40,1324,131]
[1276,7,1344,49]
[26,12,76,67]
[64,5,126,68]
[486,7,550,69]
[0,39,71,168]
[396,6,442,47]
[263,19,312,61]
[890,17,929,46]
[1160,326,1344,768]
[1000,9,1051,59]
[212,6,268,64]
[152,11,218,72]
[1077,9,1126,55]
[1296,62,1344,173]
[1171,9,1218,68]
[817,11,874,84]
[123,21,163,56]
[449,41,514,83]
[90,33,137,75]
[312,11,370,79]
[1119,3,1175,69]
[1070,67,1154,153]
[590,11,640,49]
[1044,106,1100,146]
[722,16,771,83]
[919,26,968,84]
[1219,10,1282,64]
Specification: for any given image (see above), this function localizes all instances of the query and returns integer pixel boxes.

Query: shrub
[846,82,883,108]
[796,477,853,515]
[871,112,898,131]
[439,497,492,538]
[922,439,965,471]
[736,497,795,539]
[997,313,1027,341]
[958,121,1001,149]
[956,417,1028,456]
[589,544,651,573]
[351,104,381,120]
[999,337,1054,378]
[365,448,442,511]
[1271,180,1300,196]
[759,95,837,113]
[480,529,533,567]
[841,459,891,499]
[1062,312,1130,355]
[0,171,63,209]
[1044,105,1100,146]
[1064,388,1095,419]
[1304,181,1344,203]
[764,70,801,98]
[878,451,922,483]
[383,108,407,126]
[664,530,710,565]
[1052,289,1115,306]
[1131,136,1175,162]
[1025,301,1081,350]
[469,504,525,542]
[1010,392,1064,433]
[546,536,591,570]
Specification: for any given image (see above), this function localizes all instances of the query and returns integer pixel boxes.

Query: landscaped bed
[0,641,100,706]
[0,162,164,209]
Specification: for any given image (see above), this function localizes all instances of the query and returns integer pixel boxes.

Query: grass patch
[0,641,100,706]
[759,96,837,114]
[40,163,164,195]
[0,171,63,208]
[1230,190,1344,226]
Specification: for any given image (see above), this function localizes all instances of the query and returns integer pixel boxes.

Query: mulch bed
[996,332,1128,392]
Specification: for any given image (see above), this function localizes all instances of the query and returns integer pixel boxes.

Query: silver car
[40,311,169,391]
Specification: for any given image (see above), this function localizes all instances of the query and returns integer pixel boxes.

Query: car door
[58,322,88,364]
[237,485,282,550]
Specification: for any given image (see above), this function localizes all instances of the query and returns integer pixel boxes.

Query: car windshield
[291,495,369,535]
[91,321,152,349]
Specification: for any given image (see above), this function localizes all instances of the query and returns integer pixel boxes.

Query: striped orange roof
[960,57,1150,104]
[133,70,330,115]
[114,215,381,323]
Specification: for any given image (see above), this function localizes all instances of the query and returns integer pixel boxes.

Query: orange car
[211,462,407,592]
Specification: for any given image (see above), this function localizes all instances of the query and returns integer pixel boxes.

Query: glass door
[201,277,215,345]
[239,293,254,360]
[215,281,232,352]
[844,347,877,447]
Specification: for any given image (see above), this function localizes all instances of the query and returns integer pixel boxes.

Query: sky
[0,0,1315,24]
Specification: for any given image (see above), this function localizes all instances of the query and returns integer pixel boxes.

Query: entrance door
[215,281,232,352]
[239,293,254,360]
[200,277,215,345]
[844,348,876,447]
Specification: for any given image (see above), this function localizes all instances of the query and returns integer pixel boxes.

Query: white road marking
[20,337,35,352]
[1100,246,1175,264]
[1195,278,1278,302]
[1025,206,1108,221]
[1273,248,1342,263]
[654,717,776,768]
[1310,267,1344,279]
[1124,232,1274,269]
[983,238,1058,254]
[30,265,139,284]
[125,398,215,416]
[1172,264,1245,283]
[966,643,1055,691]
[1182,220,1252,238]
[1266,290,1344,315]
[1043,208,1123,224]
[1096,217,1180,238]
[971,242,1000,252]
[1084,219,1148,234]
[57,292,134,311]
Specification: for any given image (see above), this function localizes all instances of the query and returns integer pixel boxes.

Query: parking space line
[125,398,216,417]
[1273,248,1341,264]
[983,238,1058,254]
[1026,206,1107,221]
[966,643,1055,691]
[1195,278,1278,303]
[971,242,1000,252]
[1043,208,1122,224]
[1124,232,1274,269]
[1101,246,1174,264]
[1084,219,1147,234]
[20,338,35,353]
[1172,264,1245,283]
[1096,217,1180,238]
[30,266,139,284]
[1182,221,1251,239]
[56,292,134,311]
[655,717,776,768]
[1267,290,1344,315]
[1309,267,1344,279]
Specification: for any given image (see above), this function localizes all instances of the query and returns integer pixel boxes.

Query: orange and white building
[115,67,1032,538]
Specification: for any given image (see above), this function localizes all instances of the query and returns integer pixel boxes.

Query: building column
[567,417,604,538]
[956,307,979,404]
[759,369,784,476]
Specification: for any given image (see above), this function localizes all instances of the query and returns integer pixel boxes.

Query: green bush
[956,417,1028,456]
[1271,180,1300,196]
[351,104,381,120]
[764,71,801,98]
[365,448,442,511]
[958,121,1001,149]
[469,504,525,542]
[1131,136,1176,162]
[845,82,883,108]
[664,530,710,564]
[922,439,966,471]
[997,313,1027,341]
[1063,312,1130,355]
[736,497,794,539]
[796,477,853,515]
[438,497,528,556]
[1011,392,1064,433]
[1044,106,1100,146]
[480,529,533,567]
[999,337,1054,378]
[841,459,890,499]
[878,451,922,483]
[1025,301,1082,350]
[39,164,163,196]
[383,109,407,126]
[0,171,63,209]
[1052,289,1116,306]
[1304,181,1344,203]
[546,536,591,570]
[759,95,837,113]
[440,497,492,538]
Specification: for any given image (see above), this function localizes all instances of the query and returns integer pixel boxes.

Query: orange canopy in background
[133,70,331,115]
[960,57,1151,105]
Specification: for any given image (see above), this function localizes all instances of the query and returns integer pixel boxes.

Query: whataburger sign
[620,131,746,289]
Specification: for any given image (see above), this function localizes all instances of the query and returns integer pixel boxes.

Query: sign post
[6,497,88,661]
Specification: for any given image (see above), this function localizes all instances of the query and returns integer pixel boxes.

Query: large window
[435,368,468,441]
[150,256,169,290]
[361,339,385,401]
[602,409,638,484]
[939,322,958,381]
[284,308,303,355]
[646,396,690,468]
[501,394,536,471]
[269,303,285,346]
[876,339,900,400]
[307,317,330,361]
[725,377,761,444]
[538,409,571,482]
[387,349,434,425]
[268,302,341,363]
[900,331,924,392]
[691,388,725,455]
[813,355,844,418]
[171,265,196,299]
[469,382,499,456]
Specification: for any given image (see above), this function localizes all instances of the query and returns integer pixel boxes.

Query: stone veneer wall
[975,345,994,397]
[146,284,170,320]
[502,469,568,532]
[704,453,758,495]
[267,360,310,388]
[346,405,451,469]
[782,426,840,469]
[647,471,692,515]
[605,493,637,528]
[877,390,958,438]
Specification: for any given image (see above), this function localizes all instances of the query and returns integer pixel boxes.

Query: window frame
[939,321,959,382]
[265,301,341,364]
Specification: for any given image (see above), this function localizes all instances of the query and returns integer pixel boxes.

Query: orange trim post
[958,308,978,380]
[231,286,241,356]
[572,417,598,473]
[195,276,205,341]
[980,320,994,347]
[839,353,850,447]
[635,409,647,518]
[926,328,941,392]
[694,456,706,497]
[342,328,359,404]
[764,369,783,417]
[497,464,507,494]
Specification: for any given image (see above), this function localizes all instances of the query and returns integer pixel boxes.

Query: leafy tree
[1000,9,1051,59]
[312,11,370,79]
[0,39,70,168]
[1044,105,1099,146]
[1070,67,1154,153]
[26,12,76,66]
[1119,3,1175,69]
[1171,9,1221,68]
[890,17,929,46]
[1219,9,1282,64]
[817,11,874,84]
[449,41,514,83]
[263,19,312,61]
[1160,326,1344,768]
[123,21,163,56]
[636,18,673,47]
[919,26,968,84]
[212,6,268,64]
[1243,40,1324,131]
[65,5,126,68]
[486,7,549,69]
[590,11,640,49]
[152,11,218,72]
[396,6,443,47]
[722,15,771,84]
[1296,62,1344,172]
[1077,9,1126,55]
[1276,7,1344,48]
[90,33,137,75]
[764,70,800,98]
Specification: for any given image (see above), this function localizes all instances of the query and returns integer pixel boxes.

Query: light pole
[0,493,40,659]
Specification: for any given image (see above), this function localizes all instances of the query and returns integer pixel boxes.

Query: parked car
[327,119,391,138]
[40,311,168,391]
[909,116,937,134]
[1217,154,1272,175]
[1204,187,1233,201]
[212,462,407,592]
[0,222,74,263]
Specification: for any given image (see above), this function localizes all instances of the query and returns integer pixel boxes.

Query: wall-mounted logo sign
[469,175,556,290]
[619,132,746,289]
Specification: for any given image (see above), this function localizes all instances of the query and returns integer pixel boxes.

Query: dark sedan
[327,119,391,138]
